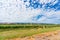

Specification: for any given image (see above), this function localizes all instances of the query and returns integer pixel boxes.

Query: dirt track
[8,30,60,40]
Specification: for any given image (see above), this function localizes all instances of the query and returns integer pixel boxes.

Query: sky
[0,0,60,24]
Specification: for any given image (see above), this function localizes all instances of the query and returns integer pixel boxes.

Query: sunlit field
[0,23,60,40]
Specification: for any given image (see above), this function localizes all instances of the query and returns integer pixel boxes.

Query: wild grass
[0,24,60,40]
[0,27,60,40]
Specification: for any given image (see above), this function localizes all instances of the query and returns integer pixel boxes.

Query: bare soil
[7,30,60,40]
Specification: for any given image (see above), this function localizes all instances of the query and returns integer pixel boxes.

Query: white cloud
[0,0,60,24]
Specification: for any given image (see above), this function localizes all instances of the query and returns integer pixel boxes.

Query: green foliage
[0,23,60,29]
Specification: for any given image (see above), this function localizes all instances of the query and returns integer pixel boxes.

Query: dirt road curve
[8,30,60,40]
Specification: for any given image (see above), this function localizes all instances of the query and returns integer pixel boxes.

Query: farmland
[0,23,60,40]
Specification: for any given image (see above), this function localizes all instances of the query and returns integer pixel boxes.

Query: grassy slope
[0,27,60,40]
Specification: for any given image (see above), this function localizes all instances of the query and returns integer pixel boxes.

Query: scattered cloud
[0,0,60,24]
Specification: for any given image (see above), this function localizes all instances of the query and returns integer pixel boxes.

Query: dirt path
[8,30,60,40]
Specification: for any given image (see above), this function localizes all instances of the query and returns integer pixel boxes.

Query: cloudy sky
[0,0,60,24]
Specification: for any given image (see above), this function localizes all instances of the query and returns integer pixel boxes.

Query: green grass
[0,27,60,40]
[0,23,60,40]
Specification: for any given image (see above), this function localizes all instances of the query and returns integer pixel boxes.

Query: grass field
[0,23,60,40]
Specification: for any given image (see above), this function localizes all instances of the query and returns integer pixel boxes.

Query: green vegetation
[0,23,60,29]
[0,23,60,40]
